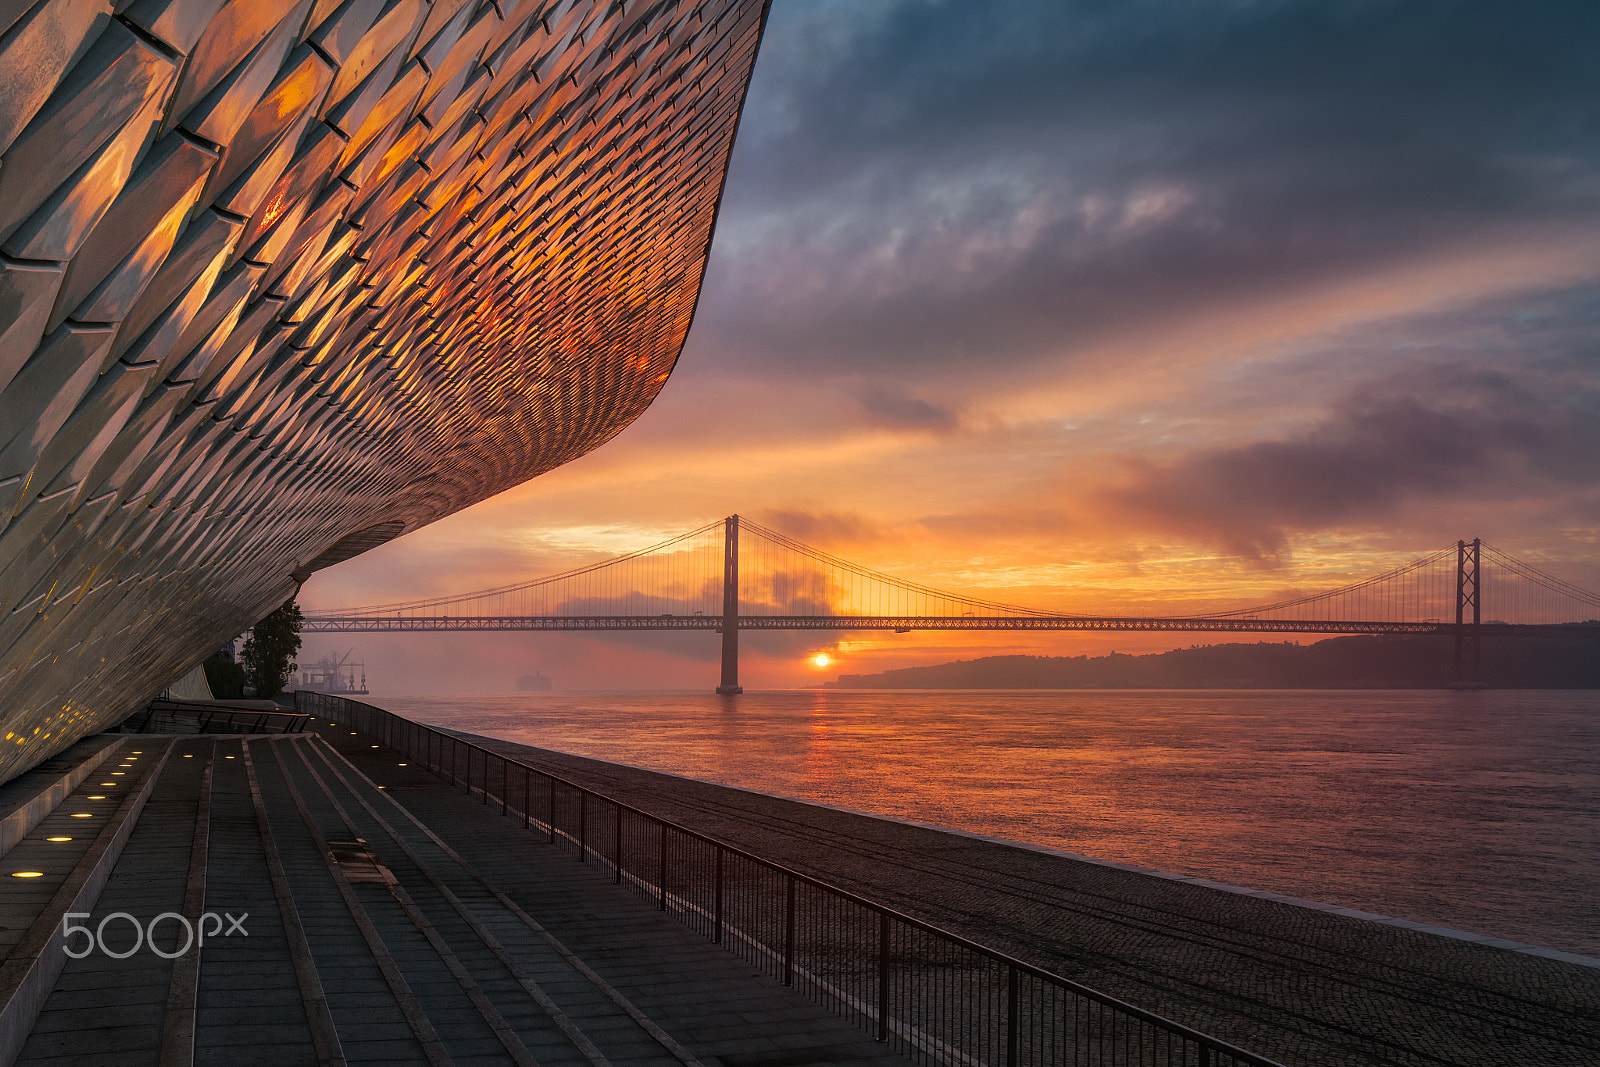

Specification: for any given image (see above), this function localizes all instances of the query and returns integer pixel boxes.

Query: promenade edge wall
[0,0,768,782]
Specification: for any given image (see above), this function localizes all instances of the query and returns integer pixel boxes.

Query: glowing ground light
[11,871,43,878]
[100,783,114,786]
[47,837,71,842]
[70,813,93,818]
[225,755,235,759]
[371,745,379,749]
[110,772,124,775]
[399,763,407,767]
[183,754,193,758]
[810,653,833,668]
[86,796,105,800]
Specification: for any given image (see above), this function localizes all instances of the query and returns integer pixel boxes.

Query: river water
[366,689,1600,956]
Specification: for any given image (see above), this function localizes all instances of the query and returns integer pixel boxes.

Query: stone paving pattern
[451,731,1600,1067]
[3,729,911,1066]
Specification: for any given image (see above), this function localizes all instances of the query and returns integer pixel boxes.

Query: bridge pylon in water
[716,515,744,694]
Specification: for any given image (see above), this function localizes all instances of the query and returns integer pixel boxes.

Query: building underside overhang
[0,0,770,782]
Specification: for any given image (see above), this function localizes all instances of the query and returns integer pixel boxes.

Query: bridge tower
[1453,537,1483,688]
[716,515,743,694]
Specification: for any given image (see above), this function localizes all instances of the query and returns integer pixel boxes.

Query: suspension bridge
[302,516,1600,691]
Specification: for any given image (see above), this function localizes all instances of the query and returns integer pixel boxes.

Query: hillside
[824,632,1600,689]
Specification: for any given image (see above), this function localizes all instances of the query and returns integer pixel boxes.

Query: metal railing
[297,691,1284,1067]
[129,698,311,734]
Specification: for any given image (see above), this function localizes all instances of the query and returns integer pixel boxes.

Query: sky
[300,0,1600,692]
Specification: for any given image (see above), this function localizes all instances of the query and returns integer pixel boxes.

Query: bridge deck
[302,614,1596,635]
[451,730,1600,1067]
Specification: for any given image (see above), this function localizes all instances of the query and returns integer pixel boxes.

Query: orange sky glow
[300,3,1600,692]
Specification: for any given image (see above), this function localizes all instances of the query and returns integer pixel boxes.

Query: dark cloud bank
[697,0,1600,376]
[1099,289,1600,560]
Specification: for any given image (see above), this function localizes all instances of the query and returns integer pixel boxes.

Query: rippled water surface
[367,689,1600,955]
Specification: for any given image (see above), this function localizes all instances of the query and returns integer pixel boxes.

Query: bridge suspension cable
[305,522,1600,629]
[313,519,726,618]
[737,518,1083,619]
[300,518,1600,690]
[1196,547,1463,624]
[1480,542,1600,624]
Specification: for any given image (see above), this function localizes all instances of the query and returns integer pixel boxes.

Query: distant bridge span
[302,517,1600,690]
[301,614,1591,638]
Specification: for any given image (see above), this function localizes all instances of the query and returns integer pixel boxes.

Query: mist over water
[368,689,1600,956]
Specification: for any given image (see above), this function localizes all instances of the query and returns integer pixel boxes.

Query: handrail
[299,691,1286,1067]
[134,699,311,734]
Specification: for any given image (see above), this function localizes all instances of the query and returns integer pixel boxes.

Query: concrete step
[14,738,213,1066]
[0,736,126,860]
[5,728,913,1067]
[0,740,174,1064]
[308,728,910,1067]
[280,737,683,1067]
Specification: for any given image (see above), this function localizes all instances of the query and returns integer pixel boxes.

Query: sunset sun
[809,653,833,669]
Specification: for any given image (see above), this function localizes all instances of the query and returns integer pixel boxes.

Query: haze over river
[367,689,1600,956]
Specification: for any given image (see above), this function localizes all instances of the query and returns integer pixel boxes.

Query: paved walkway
[0,730,910,1067]
[453,732,1600,1067]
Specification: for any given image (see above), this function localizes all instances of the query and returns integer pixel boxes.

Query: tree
[203,654,247,699]
[241,599,303,698]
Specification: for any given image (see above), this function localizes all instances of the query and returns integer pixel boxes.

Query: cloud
[857,383,957,430]
[753,508,886,547]
[695,0,1600,379]
[297,4,1600,687]
[1097,353,1600,561]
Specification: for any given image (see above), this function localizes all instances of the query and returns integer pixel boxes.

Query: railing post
[713,849,724,943]
[783,875,796,986]
[1006,965,1019,1067]
[548,778,556,843]
[614,805,623,884]
[1199,1046,1211,1067]
[877,912,890,1042]
[523,767,530,829]
[501,759,507,815]
[657,825,668,910]
[579,791,586,861]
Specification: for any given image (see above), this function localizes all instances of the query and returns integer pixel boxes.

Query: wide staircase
[0,729,908,1067]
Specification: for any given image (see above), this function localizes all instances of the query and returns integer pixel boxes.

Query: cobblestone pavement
[452,731,1600,1067]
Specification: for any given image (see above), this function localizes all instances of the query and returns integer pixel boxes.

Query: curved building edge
[0,0,772,783]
